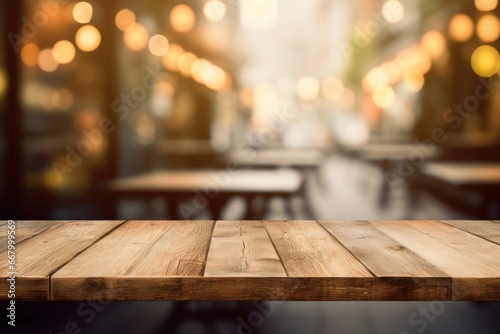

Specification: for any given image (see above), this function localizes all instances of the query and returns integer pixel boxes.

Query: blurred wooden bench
[1,220,499,301]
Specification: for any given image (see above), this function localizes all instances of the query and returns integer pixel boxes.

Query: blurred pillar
[3,1,22,219]
[99,1,120,182]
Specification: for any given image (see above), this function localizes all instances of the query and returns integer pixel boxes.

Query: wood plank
[372,220,500,300]
[0,221,124,300]
[319,220,447,277]
[51,220,215,300]
[264,221,372,277]
[204,221,286,277]
[0,221,63,252]
[49,276,450,301]
[440,220,500,245]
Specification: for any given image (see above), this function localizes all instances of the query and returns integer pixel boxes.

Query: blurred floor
[6,300,499,334]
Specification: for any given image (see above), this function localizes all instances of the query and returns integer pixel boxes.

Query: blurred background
[1,1,500,333]
[2,0,500,221]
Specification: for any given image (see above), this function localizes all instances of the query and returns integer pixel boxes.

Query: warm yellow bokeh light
[170,4,196,33]
[403,70,425,92]
[408,47,432,74]
[21,43,40,67]
[148,34,169,56]
[115,9,136,31]
[471,45,500,77]
[72,2,93,24]
[204,0,226,22]
[178,52,198,76]
[53,89,74,110]
[372,86,395,108]
[365,67,390,91]
[191,59,212,83]
[0,68,7,97]
[38,49,59,72]
[204,66,227,91]
[52,40,76,64]
[322,77,344,100]
[382,61,401,83]
[161,44,184,71]
[296,76,320,101]
[475,0,498,11]
[477,14,500,42]
[421,31,446,59]
[75,25,101,52]
[382,0,405,23]
[449,14,474,42]
[123,23,149,51]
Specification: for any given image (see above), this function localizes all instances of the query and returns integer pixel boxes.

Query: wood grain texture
[1,220,497,301]
[264,221,372,277]
[0,221,124,300]
[52,221,215,278]
[205,221,286,277]
[0,221,63,252]
[50,276,450,301]
[52,221,215,299]
[440,220,500,245]
[372,220,500,300]
[319,220,447,277]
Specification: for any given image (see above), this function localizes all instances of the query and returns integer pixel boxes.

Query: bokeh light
[475,0,498,11]
[449,14,474,42]
[115,9,136,31]
[38,48,59,72]
[372,86,395,108]
[148,34,169,56]
[161,44,184,71]
[471,45,500,77]
[170,4,196,33]
[52,40,76,64]
[364,67,390,91]
[178,52,198,76]
[382,0,405,23]
[123,23,149,51]
[21,43,40,67]
[204,0,226,22]
[296,76,320,101]
[72,2,93,24]
[477,14,500,43]
[53,89,74,111]
[322,77,344,100]
[403,70,425,92]
[420,30,446,59]
[75,25,101,52]
[0,68,6,98]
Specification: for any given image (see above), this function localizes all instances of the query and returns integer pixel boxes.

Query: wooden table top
[227,149,326,168]
[343,143,441,161]
[1,220,499,301]
[421,162,500,186]
[105,169,303,195]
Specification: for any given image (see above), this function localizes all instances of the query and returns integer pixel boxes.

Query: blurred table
[342,143,442,208]
[2,220,499,301]
[103,169,303,219]
[227,149,326,170]
[342,143,441,161]
[420,162,500,217]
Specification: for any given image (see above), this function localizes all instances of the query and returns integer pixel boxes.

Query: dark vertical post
[3,1,22,218]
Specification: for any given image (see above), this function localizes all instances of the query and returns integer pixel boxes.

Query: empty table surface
[1,220,499,301]
[421,162,500,186]
[227,149,326,168]
[343,143,442,161]
[105,169,303,195]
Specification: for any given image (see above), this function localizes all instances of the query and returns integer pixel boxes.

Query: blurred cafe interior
[2,0,500,222]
